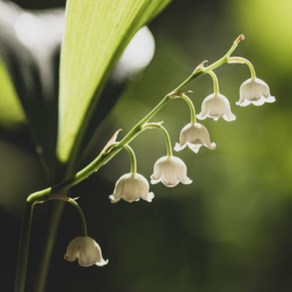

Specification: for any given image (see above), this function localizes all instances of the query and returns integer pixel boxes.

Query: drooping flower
[174,122,216,153]
[109,173,154,203]
[237,77,275,107]
[197,93,236,121]
[150,156,192,187]
[64,236,108,267]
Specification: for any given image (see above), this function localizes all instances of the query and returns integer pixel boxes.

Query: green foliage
[0,58,25,126]
[57,0,171,162]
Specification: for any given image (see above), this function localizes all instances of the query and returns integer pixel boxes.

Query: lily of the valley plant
[15,31,275,291]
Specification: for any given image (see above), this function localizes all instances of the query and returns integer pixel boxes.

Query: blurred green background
[1,0,292,291]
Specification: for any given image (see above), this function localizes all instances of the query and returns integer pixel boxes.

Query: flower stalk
[123,144,137,174]
[228,56,257,79]
[30,193,88,236]
[143,122,173,157]
[181,94,197,124]
[207,70,220,94]
[14,202,35,292]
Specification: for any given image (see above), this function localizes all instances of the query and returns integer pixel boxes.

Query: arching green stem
[39,194,88,236]
[25,35,246,198]
[228,56,257,79]
[143,123,173,157]
[181,94,196,123]
[123,144,137,174]
[67,198,88,236]
[197,34,245,76]
[46,195,88,236]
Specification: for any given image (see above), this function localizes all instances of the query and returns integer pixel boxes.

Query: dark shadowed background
[1,0,292,291]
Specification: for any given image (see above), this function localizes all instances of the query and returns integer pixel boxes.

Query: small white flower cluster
[177,78,274,154]
[197,77,275,121]
[64,47,275,269]
[109,75,275,205]
[109,155,192,203]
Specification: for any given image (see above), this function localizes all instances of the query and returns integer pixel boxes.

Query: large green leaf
[57,0,171,162]
[0,58,25,126]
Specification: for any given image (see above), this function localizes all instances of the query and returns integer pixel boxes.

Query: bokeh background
[1,0,292,291]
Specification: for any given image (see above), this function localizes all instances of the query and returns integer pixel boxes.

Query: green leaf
[57,0,171,162]
[0,58,25,126]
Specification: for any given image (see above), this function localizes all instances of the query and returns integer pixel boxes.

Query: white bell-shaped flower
[109,173,154,203]
[197,93,236,121]
[174,122,216,153]
[64,236,108,267]
[237,77,275,107]
[151,156,192,187]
